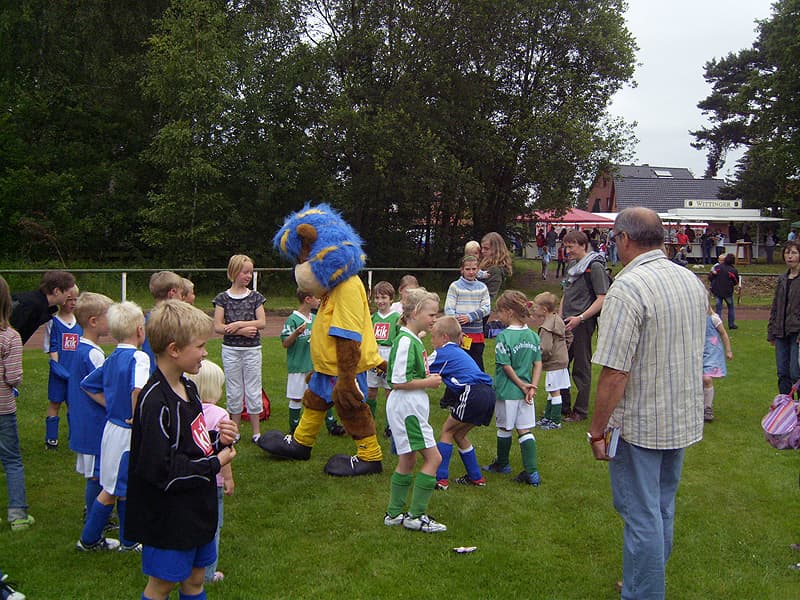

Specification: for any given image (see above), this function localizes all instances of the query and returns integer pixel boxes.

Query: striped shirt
[592,249,707,450]
[0,327,23,415]
[444,277,490,337]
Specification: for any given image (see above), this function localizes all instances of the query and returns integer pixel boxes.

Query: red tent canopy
[517,208,614,227]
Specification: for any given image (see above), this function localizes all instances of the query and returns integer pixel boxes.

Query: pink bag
[762,383,800,450]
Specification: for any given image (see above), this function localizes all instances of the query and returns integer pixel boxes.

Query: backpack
[242,388,271,422]
[762,382,800,450]
[583,257,613,303]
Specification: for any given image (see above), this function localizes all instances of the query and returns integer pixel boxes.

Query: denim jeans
[774,333,800,395]
[0,412,28,520]
[609,439,685,600]
[205,485,225,581]
[714,294,735,327]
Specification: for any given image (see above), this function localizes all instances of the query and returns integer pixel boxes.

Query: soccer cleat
[328,423,347,436]
[535,417,551,428]
[324,454,382,477]
[76,537,121,551]
[703,407,714,422]
[383,512,407,527]
[540,421,562,430]
[9,515,35,532]
[45,439,58,450]
[0,572,25,600]
[435,479,449,491]
[383,425,392,439]
[513,470,541,486]
[455,474,486,487]
[482,460,512,474]
[403,514,447,533]
[118,542,142,553]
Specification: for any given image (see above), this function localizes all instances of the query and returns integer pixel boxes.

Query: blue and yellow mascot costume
[258,203,385,476]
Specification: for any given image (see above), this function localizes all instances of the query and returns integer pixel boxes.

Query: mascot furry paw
[257,203,385,476]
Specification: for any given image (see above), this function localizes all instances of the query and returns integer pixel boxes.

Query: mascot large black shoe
[258,203,385,477]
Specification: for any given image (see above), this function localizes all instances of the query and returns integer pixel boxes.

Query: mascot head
[273,203,366,296]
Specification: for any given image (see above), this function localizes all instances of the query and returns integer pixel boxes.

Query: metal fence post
[121,272,127,302]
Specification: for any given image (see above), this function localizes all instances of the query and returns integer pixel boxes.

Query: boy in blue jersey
[67,292,113,528]
[78,301,150,552]
[126,300,238,600]
[43,284,81,449]
[428,316,495,490]
[141,271,184,374]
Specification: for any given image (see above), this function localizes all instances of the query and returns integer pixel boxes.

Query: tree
[692,0,800,219]
[0,1,168,261]
[303,0,636,265]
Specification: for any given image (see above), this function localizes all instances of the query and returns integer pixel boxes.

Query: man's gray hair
[614,208,664,249]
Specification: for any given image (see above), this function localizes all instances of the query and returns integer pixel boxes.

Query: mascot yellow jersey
[312,276,382,375]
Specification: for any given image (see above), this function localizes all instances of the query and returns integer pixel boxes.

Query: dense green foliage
[692,0,800,222]
[1,0,636,267]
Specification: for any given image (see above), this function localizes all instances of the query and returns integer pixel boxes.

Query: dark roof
[610,165,725,212]
[614,178,725,212]
[614,165,694,179]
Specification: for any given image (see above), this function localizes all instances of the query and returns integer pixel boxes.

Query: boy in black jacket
[126,300,238,600]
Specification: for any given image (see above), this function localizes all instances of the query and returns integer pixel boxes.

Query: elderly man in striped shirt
[588,207,707,600]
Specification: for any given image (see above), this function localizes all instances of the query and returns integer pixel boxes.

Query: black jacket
[126,369,224,549]
[768,273,800,341]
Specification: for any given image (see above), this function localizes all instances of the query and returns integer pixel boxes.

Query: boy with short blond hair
[68,292,114,528]
[78,301,150,552]
[126,300,238,600]
[428,316,495,490]
[143,271,184,373]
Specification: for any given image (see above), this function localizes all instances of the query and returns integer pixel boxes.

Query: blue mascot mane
[273,203,366,290]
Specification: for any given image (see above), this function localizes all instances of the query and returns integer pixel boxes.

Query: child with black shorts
[428,316,495,490]
[126,300,238,600]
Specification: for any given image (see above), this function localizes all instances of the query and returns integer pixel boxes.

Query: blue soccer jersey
[44,315,82,403]
[81,344,150,428]
[67,338,106,455]
[428,342,492,393]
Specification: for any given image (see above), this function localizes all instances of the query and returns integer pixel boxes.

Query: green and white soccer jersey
[372,310,400,347]
[282,310,313,374]
[494,325,541,400]
[387,327,435,454]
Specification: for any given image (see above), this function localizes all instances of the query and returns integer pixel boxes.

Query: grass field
[1,316,799,599]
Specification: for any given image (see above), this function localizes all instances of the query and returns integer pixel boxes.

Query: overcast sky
[609,0,775,180]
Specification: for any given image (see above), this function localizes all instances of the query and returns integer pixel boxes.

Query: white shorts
[100,421,131,496]
[75,453,98,479]
[221,345,263,416]
[286,372,309,400]
[367,346,391,389]
[386,389,436,454]
[545,368,571,393]
[494,399,536,431]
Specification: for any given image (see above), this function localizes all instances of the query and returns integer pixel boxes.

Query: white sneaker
[402,514,447,533]
[76,537,120,551]
[383,512,407,527]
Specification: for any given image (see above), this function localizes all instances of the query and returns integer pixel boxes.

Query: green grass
[2,318,799,599]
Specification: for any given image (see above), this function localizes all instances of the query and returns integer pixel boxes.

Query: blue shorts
[142,539,216,582]
[308,371,368,405]
[441,383,495,426]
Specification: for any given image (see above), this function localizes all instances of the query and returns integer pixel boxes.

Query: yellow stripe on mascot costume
[258,203,385,476]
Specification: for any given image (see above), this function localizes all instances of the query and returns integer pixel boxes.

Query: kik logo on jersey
[190,413,214,456]
[374,322,391,341]
[62,333,79,352]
